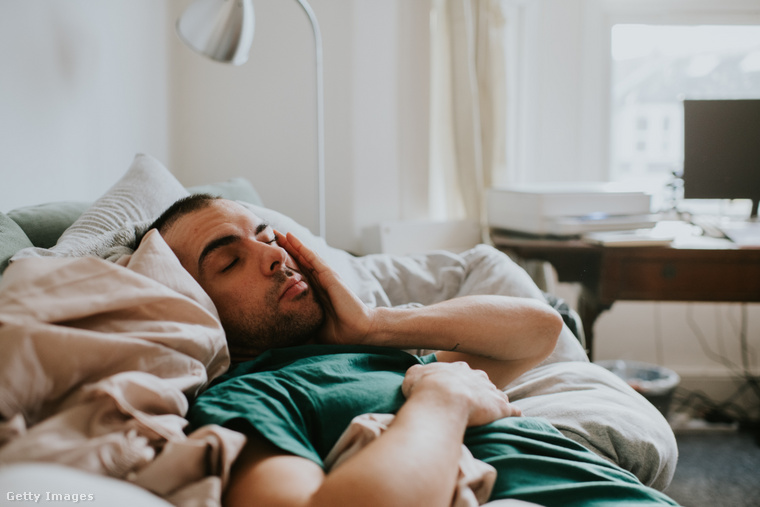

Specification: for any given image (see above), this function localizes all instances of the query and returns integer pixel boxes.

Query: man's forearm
[366,295,562,387]
[368,295,562,361]
[312,390,468,507]
[225,385,472,507]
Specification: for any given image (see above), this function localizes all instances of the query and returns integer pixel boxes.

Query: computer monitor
[683,99,760,218]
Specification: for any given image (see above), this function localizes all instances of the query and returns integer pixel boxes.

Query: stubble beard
[224,269,325,359]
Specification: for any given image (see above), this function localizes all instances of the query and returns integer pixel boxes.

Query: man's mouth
[280,276,309,301]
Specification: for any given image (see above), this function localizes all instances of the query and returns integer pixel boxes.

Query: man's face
[162,199,324,359]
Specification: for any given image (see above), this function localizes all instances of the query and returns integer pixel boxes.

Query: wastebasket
[595,360,681,416]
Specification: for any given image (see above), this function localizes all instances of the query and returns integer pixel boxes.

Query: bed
[0,154,678,506]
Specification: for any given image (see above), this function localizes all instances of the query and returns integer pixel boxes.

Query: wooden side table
[491,230,760,358]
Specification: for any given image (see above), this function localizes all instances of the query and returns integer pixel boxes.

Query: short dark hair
[147,193,222,237]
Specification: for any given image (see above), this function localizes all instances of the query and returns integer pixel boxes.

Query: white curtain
[429,0,509,231]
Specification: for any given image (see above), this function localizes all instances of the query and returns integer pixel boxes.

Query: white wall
[0,1,170,211]
[168,0,431,253]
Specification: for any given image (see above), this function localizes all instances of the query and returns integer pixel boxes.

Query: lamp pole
[177,0,326,237]
[293,0,325,238]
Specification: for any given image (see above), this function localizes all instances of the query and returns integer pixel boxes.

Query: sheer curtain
[429,0,509,235]
[429,0,554,288]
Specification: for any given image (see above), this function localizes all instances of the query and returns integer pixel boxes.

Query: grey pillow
[7,201,91,249]
[11,153,189,263]
[0,213,33,277]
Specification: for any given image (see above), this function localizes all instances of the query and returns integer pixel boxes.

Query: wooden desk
[491,230,760,358]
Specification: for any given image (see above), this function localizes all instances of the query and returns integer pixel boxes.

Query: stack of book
[487,183,657,237]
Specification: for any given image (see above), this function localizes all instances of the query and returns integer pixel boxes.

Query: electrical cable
[685,304,742,375]
[738,304,760,401]
[680,303,760,427]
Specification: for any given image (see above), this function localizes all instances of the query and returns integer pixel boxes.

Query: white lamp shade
[176,0,255,65]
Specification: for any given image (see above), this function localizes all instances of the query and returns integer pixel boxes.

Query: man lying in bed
[147,195,679,507]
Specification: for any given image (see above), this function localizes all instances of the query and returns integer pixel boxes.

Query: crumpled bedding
[0,231,245,506]
[0,227,678,503]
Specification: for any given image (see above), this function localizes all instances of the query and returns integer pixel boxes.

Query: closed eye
[222,258,239,272]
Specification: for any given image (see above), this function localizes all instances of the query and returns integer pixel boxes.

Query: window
[609,24,760,192]
[494,0,760,193]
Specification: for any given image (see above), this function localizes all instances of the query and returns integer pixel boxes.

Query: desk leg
[577,287,611,360]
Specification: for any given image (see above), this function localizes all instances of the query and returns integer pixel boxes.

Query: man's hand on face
[276,231,376,346]
[401,361,521,427]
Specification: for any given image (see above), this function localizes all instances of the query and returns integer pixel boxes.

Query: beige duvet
[0,231,244,506]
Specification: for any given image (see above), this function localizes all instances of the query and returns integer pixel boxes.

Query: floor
[663,428,760,507]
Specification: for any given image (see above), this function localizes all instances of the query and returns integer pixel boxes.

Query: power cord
[677,303,760,444]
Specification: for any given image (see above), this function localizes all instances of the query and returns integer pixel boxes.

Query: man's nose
[256,240,289,275]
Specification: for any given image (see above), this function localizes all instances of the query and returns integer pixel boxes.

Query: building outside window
[609,24,760,196]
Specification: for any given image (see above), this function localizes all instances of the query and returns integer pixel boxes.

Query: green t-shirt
[188,345,678,506]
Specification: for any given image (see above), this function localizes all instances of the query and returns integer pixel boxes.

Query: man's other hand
[401,361,521,428]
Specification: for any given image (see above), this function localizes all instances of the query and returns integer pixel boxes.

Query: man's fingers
[402,362,522,425]
[275,231,312,270]
[275,232,326,301]
[284,232,332,274]
[277,231,325,284]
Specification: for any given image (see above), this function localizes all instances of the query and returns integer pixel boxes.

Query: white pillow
[0,464,174,507]
[11,153,189,263]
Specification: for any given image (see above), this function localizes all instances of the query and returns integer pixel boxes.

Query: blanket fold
[0,231,244,507]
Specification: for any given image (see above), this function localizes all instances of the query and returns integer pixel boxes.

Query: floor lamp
[176,0,326,238]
